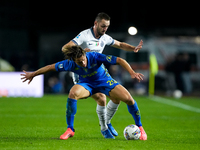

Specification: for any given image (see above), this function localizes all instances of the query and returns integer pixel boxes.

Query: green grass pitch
[0,95,200,150]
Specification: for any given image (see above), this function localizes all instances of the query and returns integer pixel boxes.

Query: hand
[20,70,35,84]
[134,40,143,52]
[84,48,91,52]
[131,72,144,82]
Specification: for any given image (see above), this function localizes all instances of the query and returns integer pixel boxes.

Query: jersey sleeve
[95,53,117,65]
[105,34,115,46]
[55,60,74,72]
[71,31,86,45]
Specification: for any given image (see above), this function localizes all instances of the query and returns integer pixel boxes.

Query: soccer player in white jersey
[62,12,146,139]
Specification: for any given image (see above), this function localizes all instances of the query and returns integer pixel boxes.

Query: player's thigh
[91,93,106,106]
[109,84,135,105]
[69,84,90,100]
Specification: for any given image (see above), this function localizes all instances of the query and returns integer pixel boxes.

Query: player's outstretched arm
[116,57,144,82]
[21,64,56,84]
[112,40,143,53]
[62,41,91,52]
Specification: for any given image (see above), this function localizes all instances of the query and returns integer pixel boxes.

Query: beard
[97,26,105,36]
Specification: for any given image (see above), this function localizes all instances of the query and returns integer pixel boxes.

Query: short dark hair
[95,12,110,22]
[63,46,86,61]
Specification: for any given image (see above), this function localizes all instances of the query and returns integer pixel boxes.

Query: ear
[94,21,98,26]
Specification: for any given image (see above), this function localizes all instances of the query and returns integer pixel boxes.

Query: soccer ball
[123,124,141,140]
[173,90,182,99]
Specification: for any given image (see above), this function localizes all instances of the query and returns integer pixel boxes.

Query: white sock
[96,104,107,131]
[106,100,119,124]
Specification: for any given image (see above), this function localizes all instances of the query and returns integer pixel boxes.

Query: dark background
[1,1,198,67]
[0,1,198,33]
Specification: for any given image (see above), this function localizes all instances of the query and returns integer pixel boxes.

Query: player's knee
[69,89,80,100]
[123,95,135,105]
[96,95,106,106]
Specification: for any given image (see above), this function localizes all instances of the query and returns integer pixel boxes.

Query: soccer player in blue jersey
[62,12,143,137]
[21,46,147,140]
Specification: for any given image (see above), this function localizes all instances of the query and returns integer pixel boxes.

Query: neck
[93,27,101,39]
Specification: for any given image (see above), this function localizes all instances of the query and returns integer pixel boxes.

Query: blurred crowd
[163,52,192,95]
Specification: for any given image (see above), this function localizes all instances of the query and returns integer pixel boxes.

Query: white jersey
[72,27,115,53]
[71,27,115,84]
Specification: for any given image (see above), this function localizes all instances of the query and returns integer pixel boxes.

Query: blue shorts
[77,78,119,96]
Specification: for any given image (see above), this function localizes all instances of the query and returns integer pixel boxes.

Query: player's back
[55,52,116,84]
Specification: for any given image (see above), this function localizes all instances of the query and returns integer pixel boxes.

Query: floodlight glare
[128,26,137,35]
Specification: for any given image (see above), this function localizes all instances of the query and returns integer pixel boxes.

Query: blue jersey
[55,52,119,96]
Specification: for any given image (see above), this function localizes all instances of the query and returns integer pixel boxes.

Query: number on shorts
[106,79,117,86]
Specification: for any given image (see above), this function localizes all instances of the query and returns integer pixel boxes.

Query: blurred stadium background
[0,0,199,97]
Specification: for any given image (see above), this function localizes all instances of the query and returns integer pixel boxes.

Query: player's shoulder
[79,28,91,36]
[86,52,102,58]
[101,33,114,45]
[62,59,74,66]
[73,28,91,44]
[102,33,113,39]
[86,51,99,57]
[56,59,76,71]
